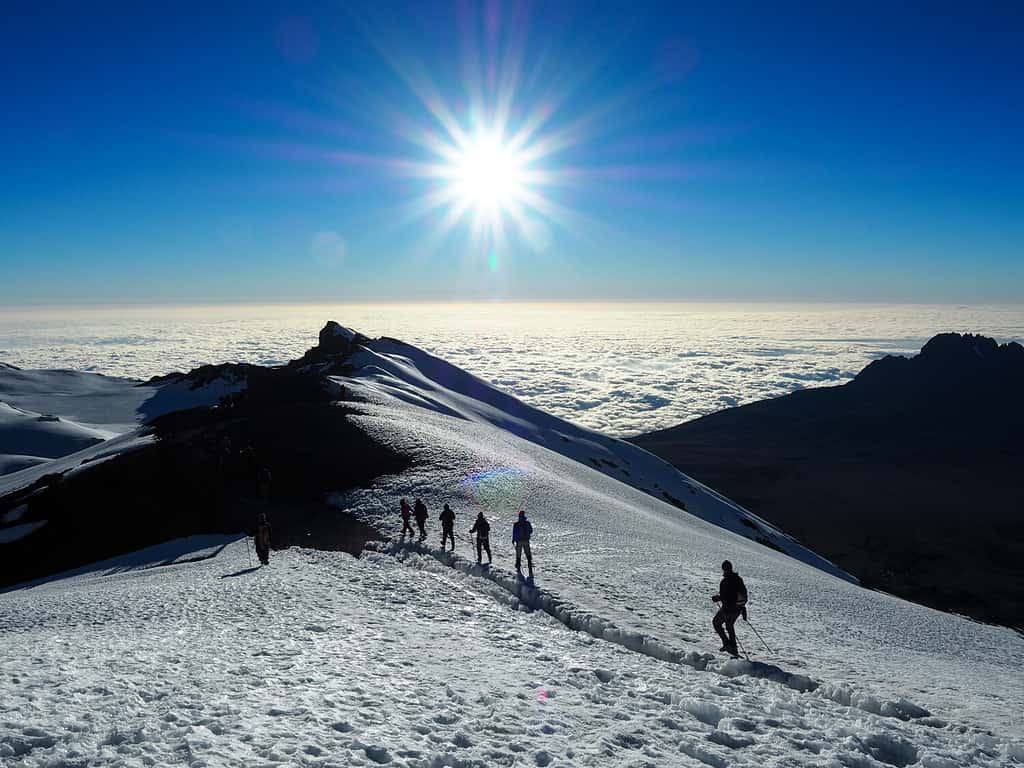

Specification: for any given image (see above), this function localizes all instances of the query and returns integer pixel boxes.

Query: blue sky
[2,1,1021,304]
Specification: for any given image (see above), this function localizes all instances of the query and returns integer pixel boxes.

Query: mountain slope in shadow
[633,333,1024,630]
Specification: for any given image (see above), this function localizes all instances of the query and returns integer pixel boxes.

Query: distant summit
[635,333,1024,630]
[317,321,369,354]
[289,321,371,366]
[854,332,1024,391]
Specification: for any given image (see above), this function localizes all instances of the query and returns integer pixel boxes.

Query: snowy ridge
[336,337,850,581]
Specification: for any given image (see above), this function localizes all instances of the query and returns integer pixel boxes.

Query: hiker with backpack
[711,559,747,657]
[512,510,534,578]
[413,498,429,541]
[469,511,492,564]
[255,513,272,566]
[439,503,456,551]
[399,498,414,538]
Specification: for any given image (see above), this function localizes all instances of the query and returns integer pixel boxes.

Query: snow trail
[372,538,955,723]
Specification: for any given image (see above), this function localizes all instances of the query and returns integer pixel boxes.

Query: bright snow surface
[2,540,1021,767]
[1,333,1022,765]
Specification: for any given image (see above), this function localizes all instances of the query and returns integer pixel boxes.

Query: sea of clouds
[1,302,1021,436]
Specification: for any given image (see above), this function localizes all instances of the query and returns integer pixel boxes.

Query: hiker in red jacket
[399,498,414,538]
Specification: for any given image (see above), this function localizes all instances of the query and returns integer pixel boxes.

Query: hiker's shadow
[220,566,261,579]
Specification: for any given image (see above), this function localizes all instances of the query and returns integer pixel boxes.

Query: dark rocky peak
[853,333,1024,392]
[318,321,370,353]
[290,322,371,370]
[918,332,1017,365]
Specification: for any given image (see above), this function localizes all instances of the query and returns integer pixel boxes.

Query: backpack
[736,575,748,607]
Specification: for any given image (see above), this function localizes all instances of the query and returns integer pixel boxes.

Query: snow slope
[0,363,247,477]
[0,401,113,458]
[2,540,1020,767]
[338,339,848,581]
[0,364,152,430]
[322,335,1023,741]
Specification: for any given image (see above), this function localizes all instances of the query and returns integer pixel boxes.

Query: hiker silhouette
[711,560,747,656]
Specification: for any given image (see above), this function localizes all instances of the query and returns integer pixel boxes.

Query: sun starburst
[450,130,527,214]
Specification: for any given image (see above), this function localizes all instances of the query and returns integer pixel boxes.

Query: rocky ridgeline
[853,332,1024,393]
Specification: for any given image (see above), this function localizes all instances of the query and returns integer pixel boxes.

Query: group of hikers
[250,496,751,657]
[399,498,534,577]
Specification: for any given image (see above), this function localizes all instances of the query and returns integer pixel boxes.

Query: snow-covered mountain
[1,324,1022,766]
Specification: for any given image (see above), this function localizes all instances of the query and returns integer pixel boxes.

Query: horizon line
[3,298,1024,312]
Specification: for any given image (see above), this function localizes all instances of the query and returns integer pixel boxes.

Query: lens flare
[460,466,531,517]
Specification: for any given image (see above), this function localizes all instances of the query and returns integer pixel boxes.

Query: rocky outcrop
[318,321,369,354]
[853,333,1024,393]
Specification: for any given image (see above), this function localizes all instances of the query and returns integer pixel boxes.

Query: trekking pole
[744,618,773,654]
[735,636,750,661]
[245,535,253,569]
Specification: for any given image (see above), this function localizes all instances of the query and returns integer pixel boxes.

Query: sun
[450,131,527,214]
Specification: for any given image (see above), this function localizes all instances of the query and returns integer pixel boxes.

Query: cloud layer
[1,303,1021,436]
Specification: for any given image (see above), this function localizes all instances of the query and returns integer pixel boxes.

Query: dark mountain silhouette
[0,334,404,591]
[634,333,1024,630]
